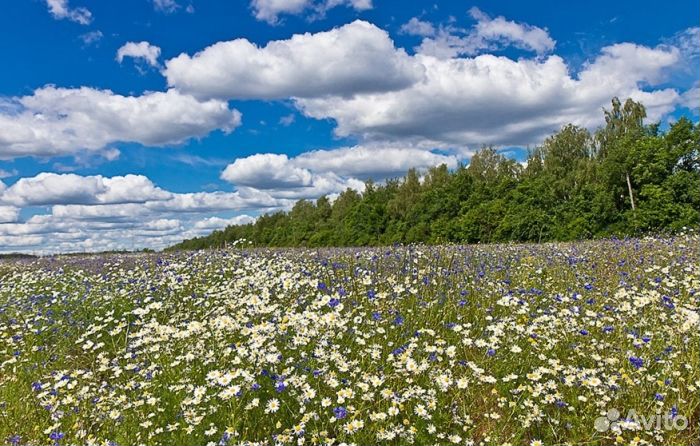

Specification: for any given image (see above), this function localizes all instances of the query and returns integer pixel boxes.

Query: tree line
[169,98,699,250]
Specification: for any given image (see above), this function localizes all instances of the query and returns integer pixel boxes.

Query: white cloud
[143,218,182,231]
[296,41,681,147]
[0,173,172,206]
[251,0,372,25]
[152,0,180,13]
[0,171,285,254]
[400,18,435,37]
[0,206,19,223]
[0,235,44,248]
[146,189,283,213]
[79,30,103,46]
[294,144,458,177]
[0,87,241,159]
[468,7,555,54]
[45,0,92,25]
[164,17,683,149]
[222,153,313,189]
[664,26,700,65]
[578,43,679,87]
[221,152,366,200]
[220,144,458,201]
[416,7,555,58]
[193,215,256,230]
[164,20,423,100]
[116,41,162,67]
[680,86,699,114]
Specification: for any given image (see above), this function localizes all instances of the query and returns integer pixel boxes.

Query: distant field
[1,235,698,446]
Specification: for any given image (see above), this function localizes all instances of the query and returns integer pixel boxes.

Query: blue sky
[0,0,698,253]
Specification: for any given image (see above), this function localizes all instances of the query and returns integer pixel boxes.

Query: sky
[0,0,698,254]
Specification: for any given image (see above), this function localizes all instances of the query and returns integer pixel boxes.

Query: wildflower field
[1,235,698,446]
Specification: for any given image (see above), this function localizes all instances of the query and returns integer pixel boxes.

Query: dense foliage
[171,99,700,250]
[2,236,699,445]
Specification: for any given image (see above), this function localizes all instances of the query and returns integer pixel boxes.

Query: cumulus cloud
[0,206,19,223]
[0,87,241,159]
[221,152,366,200]
[293,144,459,178]
[296,41,681,147]
[0,173,172,207]
[161,16,685,149]
[164,20,423,100]
[45,0,92,25]
[0,171,277,253]
[146,189,283,213]
[416,7,555,58]
[222,154,313,189]
[220,144,458,201]
[0,214,186,252]
[116,41,162,67]
[251,0,372,24]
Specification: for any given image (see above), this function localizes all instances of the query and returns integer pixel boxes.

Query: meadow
[0,235,698,446]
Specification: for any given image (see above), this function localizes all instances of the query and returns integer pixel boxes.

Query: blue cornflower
[579,329,589,336]
[392,346,406,356]
[487,348,496,357]
[275,381,286,392]
[655,393,664,401]
[328,298,340,308]
[219,432,231,445]
[49,431,64,441]
[333,406,347,419]
[371,311,381,321]
[367,290,376,299]
[393,315,404,326]
[629,356,644,369]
